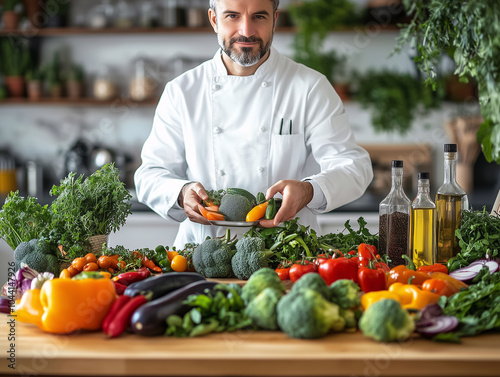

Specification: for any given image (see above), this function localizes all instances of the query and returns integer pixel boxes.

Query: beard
[218,33,273,67]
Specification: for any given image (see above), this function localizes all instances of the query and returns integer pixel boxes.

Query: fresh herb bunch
[204,189,225,206]
[100,244,142,271]
[318,217,379,255]
[395,0,500,163]
[165,284,252,337]
[447,208,500,272]
[49,163,132,259]
[0,191,52,250]
[434,271,500,343]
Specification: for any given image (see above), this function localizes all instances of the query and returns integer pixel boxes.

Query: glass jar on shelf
[129,57,157,101]
[93,66,117,100]
[139,1,159,28]
[114,0,134,28]
[87,0,113,29]
[187,0,205,28]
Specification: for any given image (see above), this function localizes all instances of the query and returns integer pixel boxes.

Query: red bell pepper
[318,257,359,285]
[358,265,387,293]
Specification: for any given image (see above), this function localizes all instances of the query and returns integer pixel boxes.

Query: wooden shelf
[0,97,159,106]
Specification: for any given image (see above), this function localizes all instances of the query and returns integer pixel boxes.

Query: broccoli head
[192,238,236,278]
[231,237,274,280]
[14,239,39,270]
[14,238,59,275]
[329,279,361,309]
[290,272,329,299]
[241,267,285,304]
[219,194,254,221]
[244,287,284,330]
[359,299,415,342]
[277,289,345,339]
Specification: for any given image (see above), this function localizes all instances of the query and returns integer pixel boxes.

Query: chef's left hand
[258,180,314,228]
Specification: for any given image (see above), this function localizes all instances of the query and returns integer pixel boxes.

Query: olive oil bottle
[435,144,469,263]
[410,172,436,267]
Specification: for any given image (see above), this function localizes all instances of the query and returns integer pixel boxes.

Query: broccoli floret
[244,287,284,330]
[340,308,357,330]
[231,237,274,280]
[359,299,415,342]
[14,238,59,274]
[329,279,361,309]
[290,272,329,299]
[219,194,254,221]
[241,267,285,304]
[192,235,236,278]
[14,239,39,270]
[277,289,346,339]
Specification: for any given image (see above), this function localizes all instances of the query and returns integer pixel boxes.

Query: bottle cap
[444,144,457,152]
[392,160,403,168]
[418,172,430,180]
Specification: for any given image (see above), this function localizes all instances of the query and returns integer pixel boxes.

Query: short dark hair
[209,0,279,14]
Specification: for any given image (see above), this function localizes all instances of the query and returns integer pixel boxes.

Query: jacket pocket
[269,133,307,181]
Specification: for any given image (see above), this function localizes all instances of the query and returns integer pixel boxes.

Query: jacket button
[219,169,225,176]
[214,127,221,134]
[212,84,220,91]
[261,82,268,87]
[258,167,265,173]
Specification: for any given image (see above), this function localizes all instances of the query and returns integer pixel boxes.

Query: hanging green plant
[394,0,500,163]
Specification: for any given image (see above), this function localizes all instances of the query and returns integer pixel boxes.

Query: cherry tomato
[71,257,86,272]
[289,263,316,283]
[171,255,188,272]
[84,253,97,264]
[67,265,79,277]
[98,255,113,269]
[83,262,99,271]
[275,267,290,281]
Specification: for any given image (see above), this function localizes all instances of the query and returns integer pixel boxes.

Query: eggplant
[131,280,219,336]
[124,272,205,300]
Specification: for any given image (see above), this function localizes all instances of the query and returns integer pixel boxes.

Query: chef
[135,0,373,248]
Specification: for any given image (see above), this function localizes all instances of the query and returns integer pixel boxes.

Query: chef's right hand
[179,182,210,225]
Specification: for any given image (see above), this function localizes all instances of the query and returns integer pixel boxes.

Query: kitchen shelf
[0,97,159,106]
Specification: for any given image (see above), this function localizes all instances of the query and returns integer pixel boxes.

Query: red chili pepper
[113,281,127,295]
[275,267,290,281]
[318,257,359,285]
[102,295,131,333]
[347,250,357,256]
[112,267,151,286]
[358,265,387,293]
[106,295,148,338]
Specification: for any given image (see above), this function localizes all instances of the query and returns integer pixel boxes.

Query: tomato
[98,255,113,269]
[318,257,359,285]
[358,243,378,268]
[289,263,316,283]
[83,262,99,271]
[358,266,387,293]
[171,255,188,272]
[84,253,97,264]
[313,256,329,266]
[71,257,86,272]
[275,267,290,281]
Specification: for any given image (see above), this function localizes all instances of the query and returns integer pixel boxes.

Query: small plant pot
[23,0,42,27]
[66,81,84,99]
[2,11,20,30]
[50,83,63,98]
[88,234,109,254]
[27,80,42,100]
[4,76,25,98]
[445,76,477,102]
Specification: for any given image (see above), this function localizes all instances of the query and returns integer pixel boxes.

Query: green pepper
[265,198,277,220]
[159,258,173,273]
[256,192,266,205]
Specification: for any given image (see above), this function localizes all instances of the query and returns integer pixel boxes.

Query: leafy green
[165,284,253,337]
[49,163,132,259]
[395,0,500,163]
[0,191,52,250]
[447,208,500,272]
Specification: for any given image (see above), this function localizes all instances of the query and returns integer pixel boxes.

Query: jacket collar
[213,46,279,78]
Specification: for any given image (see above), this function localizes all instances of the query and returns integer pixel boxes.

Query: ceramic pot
[4,76,25,98]
[2,11,19,29]
[66,81,83,99]
[23,0,41,27]
[27,80,42,100]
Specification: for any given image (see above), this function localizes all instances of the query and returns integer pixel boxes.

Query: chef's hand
[179,182,210,225]
[258,180,314,228]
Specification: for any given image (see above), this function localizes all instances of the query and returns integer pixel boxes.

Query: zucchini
[226,188,257,206]
[124,272,205,300]
[265,198,277,220]
[131,280,219,336]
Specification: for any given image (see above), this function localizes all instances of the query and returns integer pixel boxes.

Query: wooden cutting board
[1,319,500,376]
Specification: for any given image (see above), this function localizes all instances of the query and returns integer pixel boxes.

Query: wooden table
[1,319,500,377]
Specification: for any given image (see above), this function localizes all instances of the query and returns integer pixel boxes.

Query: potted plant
[0,37,31,97]
[25,67,43,100]
[2,0,22,30]
[44,0,71,28]
[395,0,500,164]
[49,163,132,259]
[288,0,360,101]
[66,63,85,99]
[43,51,64,98]
[22,0,42,28]
[354,69,444,134]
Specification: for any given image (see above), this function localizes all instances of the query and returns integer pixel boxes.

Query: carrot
[206,211,225,221]
[246,201,269,222]
[198,204,211,219]
[205,205,219,212]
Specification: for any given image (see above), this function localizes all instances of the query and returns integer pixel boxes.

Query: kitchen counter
[1,319,500,376]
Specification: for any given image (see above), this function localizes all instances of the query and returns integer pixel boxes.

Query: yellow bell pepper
[15,274,116,334]
[388,282,441,310]
[361,290,400,310]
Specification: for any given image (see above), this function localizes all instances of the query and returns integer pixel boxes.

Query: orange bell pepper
[15,273,116,334]
[421,278,459,297]
[387,265,431,287]
[417,264,448,274]
[388,282,441,310]
[428,271,468,292]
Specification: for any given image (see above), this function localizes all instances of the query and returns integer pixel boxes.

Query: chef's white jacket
[135,47,373,248]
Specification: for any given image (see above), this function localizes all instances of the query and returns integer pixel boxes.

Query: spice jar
[93,67,117,100]
[378,160,411,268]
[187,0,206,28]
[88,0,113,28]
[129,57,157,101]
[114,0,134,28]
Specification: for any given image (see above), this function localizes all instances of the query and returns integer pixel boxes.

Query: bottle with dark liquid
[410,172,436,267]
[379,160,411,268]
[435,144,469,263]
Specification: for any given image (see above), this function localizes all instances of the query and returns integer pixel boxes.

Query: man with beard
[134,0,373,248]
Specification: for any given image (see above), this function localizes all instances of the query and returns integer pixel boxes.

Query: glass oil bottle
[435,144,469,264]
[410,172,436,268]
[378,160,411,268]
